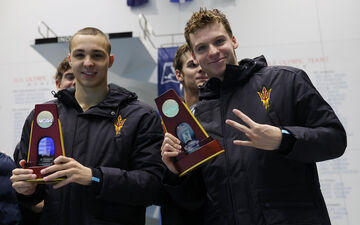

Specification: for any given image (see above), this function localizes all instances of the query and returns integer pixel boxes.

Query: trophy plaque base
[176,137,224,177]
[25,165,65,183]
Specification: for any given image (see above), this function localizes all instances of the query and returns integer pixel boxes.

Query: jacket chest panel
[59,111,131,168]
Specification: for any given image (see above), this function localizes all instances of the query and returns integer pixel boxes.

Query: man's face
[69,34,113,90]
[189,22,239,80]
[176,51,208,92]
[56,68,75,90]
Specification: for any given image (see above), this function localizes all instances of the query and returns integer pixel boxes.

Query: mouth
[196,75,208,81]
[82,71,97,77]
[208,57,225,65]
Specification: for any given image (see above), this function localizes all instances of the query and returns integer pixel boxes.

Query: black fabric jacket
[164,56,347,225]
[14,84,165,225]
[0,153,21,225]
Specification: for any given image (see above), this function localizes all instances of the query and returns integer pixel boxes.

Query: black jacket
[165,56,346,225]
[0,153,21,225]
[14,84,165,225]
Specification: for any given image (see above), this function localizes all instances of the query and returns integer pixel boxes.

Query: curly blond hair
[184,8,233,50]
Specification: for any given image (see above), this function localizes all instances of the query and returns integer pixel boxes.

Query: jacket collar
[199,55,267,100]
[54,83,138,114]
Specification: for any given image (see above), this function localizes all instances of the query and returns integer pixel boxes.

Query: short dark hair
[173,43,191,72]
[55,57,71,82]
[69,27,111,54]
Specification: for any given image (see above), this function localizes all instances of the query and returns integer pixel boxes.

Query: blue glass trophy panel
[37,137,55,166]
[176,122,200,154]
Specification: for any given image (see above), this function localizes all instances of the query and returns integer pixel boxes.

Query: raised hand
[225,109,282,150]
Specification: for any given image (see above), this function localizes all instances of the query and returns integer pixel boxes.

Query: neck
[184,88,199,108]
[75,84,109,112]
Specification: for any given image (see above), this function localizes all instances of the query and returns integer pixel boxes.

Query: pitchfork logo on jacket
[257,86,272,110]
[114,115,126,135]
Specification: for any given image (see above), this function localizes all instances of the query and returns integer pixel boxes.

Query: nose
[83,55,94,67]
[208,44,219,57]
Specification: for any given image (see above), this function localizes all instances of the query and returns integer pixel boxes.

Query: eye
[215,38,225,46]
[73,53,84,58]
[92,53,105,59]
[64,73,75,81]
[196,45,207,53]
[187,61,198,68]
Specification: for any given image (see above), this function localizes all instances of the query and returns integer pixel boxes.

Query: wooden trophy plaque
[25,103,66,183]
[155,89,224,176]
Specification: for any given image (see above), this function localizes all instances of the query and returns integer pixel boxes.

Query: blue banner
[170,0,193,3]
[158,47,183,97]
[127,0,148,7]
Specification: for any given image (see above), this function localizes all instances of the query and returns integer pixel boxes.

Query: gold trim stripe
[179,150,224,177]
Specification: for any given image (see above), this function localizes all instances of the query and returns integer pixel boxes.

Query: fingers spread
[232,109,256,127]
[225,119,251,134]
[233,140,253,147]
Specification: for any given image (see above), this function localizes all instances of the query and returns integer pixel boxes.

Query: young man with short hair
[173,43,208,108]
[11,27,165,225]
[161,9,346,225]
[55,57,75,90]
[161,43,207,225]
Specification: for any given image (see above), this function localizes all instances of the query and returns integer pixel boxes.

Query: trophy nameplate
[155,89,224,176]
[25,104,66,183]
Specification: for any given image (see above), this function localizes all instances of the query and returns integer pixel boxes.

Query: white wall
[0,0,359,224]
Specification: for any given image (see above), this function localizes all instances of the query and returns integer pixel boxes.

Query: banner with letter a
[158,47,183,96]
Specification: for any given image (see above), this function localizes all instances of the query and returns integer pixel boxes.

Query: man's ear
[108,55,115,68]
[56,80,61,91]
[232,36,239,49]
[175,69,184,82]
[67,54,72,66]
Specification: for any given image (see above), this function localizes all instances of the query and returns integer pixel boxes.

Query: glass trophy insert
[176,122,200,154]
[25,104,66,183]
[37,137,55,166]
[155,89,224,176]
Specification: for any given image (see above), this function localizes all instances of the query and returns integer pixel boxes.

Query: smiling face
[68,34,114,90]
[56,68,75,90]
[189,22,239,80]
[176,51,208,92]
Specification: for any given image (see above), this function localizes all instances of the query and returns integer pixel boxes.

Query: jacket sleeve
[276,69,347,163]
[13,110,45,206]
[0,153,22,225]
[162,168,206,211]
[95,110,166,206]
[13,111,33,166]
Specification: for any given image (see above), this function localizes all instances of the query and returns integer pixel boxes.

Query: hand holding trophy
[25,104,66,183]
[155,89,224,176]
